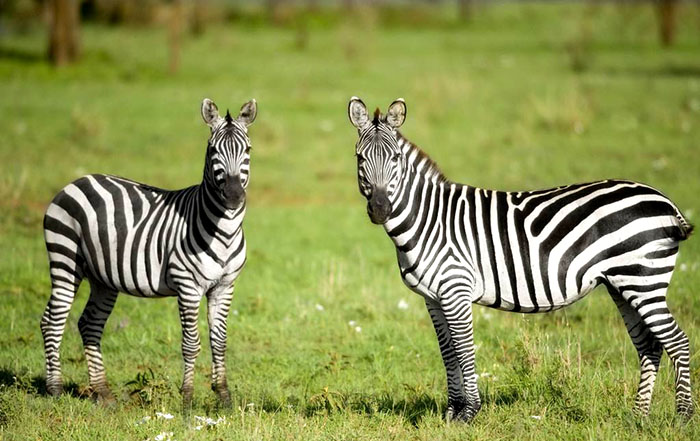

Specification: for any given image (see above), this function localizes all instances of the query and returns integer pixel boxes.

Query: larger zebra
[41,98,256,408]
[347,97,694,422]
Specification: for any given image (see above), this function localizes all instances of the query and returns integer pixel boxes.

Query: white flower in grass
[315,303,324,311]
[355,326,362,333]
[680,263,688,272]
[153,432,174,441]
[232,309,239,316]
[651,157,668,171]
[397,299,409,310]
[155,412,174,420]
[531,415,542,420]
[194,415,227,429]
[348,320,357,327]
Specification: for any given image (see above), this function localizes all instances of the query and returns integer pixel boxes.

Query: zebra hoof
[45,380,63,397]
[677,403,694,420]
[452,403,481,424]
[96,389,117,407]
[181,388,194,414]
[445,398,468,421]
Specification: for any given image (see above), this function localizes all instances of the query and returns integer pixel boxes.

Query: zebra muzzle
[367,190,391,224]
[221,175,245,210]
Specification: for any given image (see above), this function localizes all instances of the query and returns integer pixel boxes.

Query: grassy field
[1,2,700,440]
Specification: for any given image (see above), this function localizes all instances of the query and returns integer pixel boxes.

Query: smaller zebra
[348,97,694,422]
[41,98,256,408]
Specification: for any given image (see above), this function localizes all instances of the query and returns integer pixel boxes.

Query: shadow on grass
[603,64,700,78]
[0,367,85,399]
[0,46,45,64]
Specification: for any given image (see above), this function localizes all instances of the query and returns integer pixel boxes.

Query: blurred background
[0,0,698,228]
[1,2,700,439]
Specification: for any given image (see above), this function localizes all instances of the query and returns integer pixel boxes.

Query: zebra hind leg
[608,264,693,418]
[636,295,693,418]
[78,281,119,405]
[607,287,663,416]
[41,249,83,396]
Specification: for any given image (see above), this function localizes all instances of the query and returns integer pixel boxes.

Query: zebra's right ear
[348,97,370,130]
[201,98,223,129]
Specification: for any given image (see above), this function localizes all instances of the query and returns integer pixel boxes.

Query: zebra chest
[396,248,440,301]
[167,235,246,294]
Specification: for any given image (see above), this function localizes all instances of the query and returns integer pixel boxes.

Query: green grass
[1,2,700,440]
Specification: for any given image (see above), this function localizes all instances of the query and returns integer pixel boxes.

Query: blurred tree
[656,0,678,46]
[168,0,183,74]
[48,0,80,65]
[458,0,472,22]
[267,0,282,24]
[191,0,207,36]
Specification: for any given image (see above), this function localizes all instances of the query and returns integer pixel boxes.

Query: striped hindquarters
[469,180,690,312]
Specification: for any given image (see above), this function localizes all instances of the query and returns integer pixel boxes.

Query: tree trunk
[191,0,207,36]
[656,0,678,46]
[48,0,80,66]
[168,0,183,74]
[267,0,282,25]
[458,0,473,23]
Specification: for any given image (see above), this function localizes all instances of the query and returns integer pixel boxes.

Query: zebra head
[201,98,257,210]
[348,97,407,224]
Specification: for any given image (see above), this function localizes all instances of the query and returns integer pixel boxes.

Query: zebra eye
[245,146,251,154]
[391,153,400,163]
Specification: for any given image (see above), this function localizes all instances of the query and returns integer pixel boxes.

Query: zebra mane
[396,131,449,184]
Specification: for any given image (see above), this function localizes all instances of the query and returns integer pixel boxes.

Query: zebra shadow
[0,367,85,399]
[298,391,442,426]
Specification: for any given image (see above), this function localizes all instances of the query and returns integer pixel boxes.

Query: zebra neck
[383,149,448,239]
[195,181,245,236]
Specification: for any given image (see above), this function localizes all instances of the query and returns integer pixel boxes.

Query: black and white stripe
[348,97,694,422]
[40,98,257,408]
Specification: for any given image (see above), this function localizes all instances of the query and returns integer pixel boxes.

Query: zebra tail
[673,210,694,241]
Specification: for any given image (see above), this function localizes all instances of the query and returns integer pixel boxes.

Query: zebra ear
[237,99,257,127]
[201,98,222,128]
[348,97,370,130]
[386,98,406,129]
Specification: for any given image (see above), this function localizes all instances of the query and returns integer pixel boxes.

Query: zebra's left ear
[237,99,257,127]
[386,99,406,129]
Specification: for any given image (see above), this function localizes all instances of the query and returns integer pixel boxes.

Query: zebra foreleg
[206,284,234,407]
[177,291,202,411]
[425,299,467,419]
[78,281,118,405]
[440,291,481,423]
[608,288,662,416]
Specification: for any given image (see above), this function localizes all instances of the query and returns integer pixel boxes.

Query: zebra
[40,98,256,408]
[347,96,694,422]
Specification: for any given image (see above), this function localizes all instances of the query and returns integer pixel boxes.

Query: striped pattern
[348,97,693,422]
[40,98,256,407]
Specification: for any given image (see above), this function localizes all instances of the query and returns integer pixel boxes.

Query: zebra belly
[78,238,177,298]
